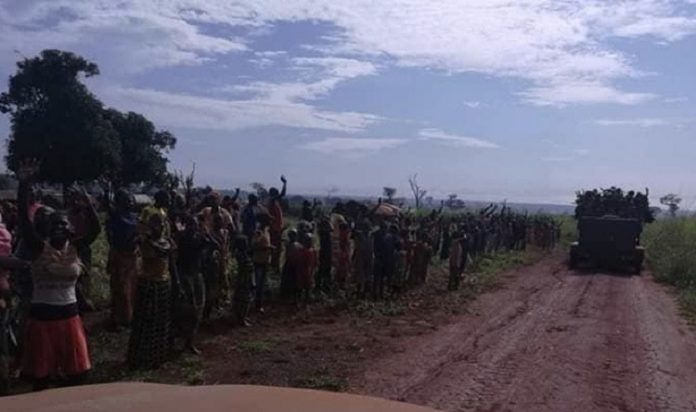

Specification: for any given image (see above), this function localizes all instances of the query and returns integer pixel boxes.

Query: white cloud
[613,16,696,41]
[418,128,500,149]
[248,50,287,68]
[231,58,377,102]
[299,137,405,156]
[3,0,696,107]
[215,0,693,106]
[542,156,576,163]
[520,80,656,107]
[0,1,247,73]
[594,118,670,127]
[463,101,482,109]
[209,57,380,131]
[665,96,689,103]
[100,87,380,133]
[256,51,287,58]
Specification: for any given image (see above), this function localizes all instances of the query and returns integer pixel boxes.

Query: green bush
[643,218,696,318]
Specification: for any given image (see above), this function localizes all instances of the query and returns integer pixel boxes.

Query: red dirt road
[357,256,696,411]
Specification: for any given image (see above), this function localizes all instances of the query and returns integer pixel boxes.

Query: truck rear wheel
[633,261,642,275]
[569,255,577,270]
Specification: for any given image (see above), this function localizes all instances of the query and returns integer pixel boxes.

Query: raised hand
[16,158,40,182]
[280,175,287,184]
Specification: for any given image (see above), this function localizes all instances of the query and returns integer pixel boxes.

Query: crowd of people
[574,187,654,223]
[0,161,561,394]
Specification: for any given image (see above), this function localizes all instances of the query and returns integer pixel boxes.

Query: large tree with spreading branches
[0,49,176,186]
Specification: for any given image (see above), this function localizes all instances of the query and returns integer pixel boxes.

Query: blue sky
[2,1,696,205]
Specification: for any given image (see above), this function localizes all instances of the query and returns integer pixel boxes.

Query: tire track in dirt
[356,255,696,411]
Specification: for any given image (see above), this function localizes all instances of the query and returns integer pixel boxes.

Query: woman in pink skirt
[17,161,98,390]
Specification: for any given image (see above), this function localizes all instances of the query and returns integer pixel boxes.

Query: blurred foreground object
[3,382,441,412]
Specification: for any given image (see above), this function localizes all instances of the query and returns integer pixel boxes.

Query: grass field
[643,218,696,322]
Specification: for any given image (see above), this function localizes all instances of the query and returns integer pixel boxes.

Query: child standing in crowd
[202,212,229,319]
[448,229,464,291]
[233,237,255,327]
[335,221,351,289]
[391,226,407,296]
[174,214,207,354]
[410,233,432,286]
[351,220,373,298]
[280,229,300,301]
[372,222,396,300]
[251,215,274,313]
[316,218,332,293]
[295,232,317,304]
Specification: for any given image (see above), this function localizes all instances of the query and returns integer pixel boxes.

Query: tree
[383,187,396,203]
[175,163,196,207]
[447,193,458,208]
[0,49,121,184]
[104,109,176,185]
[660,193,681,217]
[408,174,427,209]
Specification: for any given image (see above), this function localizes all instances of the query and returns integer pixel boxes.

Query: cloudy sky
[2,1,696,205]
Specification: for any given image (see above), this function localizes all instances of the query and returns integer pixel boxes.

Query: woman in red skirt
[17,161,98,390]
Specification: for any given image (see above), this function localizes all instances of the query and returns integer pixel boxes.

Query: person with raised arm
[16,159,94,391]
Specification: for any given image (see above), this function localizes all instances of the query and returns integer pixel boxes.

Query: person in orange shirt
[267,175,287,275]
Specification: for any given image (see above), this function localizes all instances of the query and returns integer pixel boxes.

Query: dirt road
[358,256,696,411]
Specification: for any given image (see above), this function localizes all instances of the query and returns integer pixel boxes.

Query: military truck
[569,215,644,273]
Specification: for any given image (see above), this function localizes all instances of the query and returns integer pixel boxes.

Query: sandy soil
[356,257,696,412]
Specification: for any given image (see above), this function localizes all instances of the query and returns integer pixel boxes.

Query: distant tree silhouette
[408,174,427,209]
[660,193,681,217]
[383,187,396,202]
